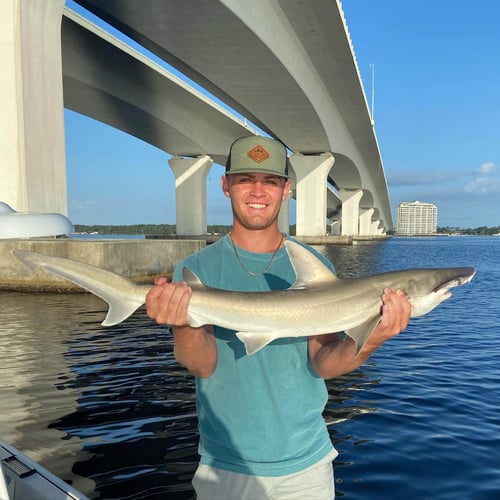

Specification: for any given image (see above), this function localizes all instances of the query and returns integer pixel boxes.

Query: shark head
[408,267,475,317]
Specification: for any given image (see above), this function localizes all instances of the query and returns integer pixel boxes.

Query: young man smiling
[146,136,411,499]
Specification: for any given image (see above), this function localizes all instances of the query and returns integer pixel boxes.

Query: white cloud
[477,162,495,176]
[465,162,500,193]
[465,177,500,194]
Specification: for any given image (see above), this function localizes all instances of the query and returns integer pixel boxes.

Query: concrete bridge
[1,0,392,237]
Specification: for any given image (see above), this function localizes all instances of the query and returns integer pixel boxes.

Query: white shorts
[192,449,336,500]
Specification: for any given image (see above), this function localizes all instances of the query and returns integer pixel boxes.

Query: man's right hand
[145,277,192,326]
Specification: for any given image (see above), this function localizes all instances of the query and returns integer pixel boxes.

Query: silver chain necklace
[230,233,284,276]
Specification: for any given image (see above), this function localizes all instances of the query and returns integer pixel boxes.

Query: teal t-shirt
[173,235,336,476]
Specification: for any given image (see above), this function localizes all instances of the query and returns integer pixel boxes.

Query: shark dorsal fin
[182,267,204,287]
[284,240,339,289]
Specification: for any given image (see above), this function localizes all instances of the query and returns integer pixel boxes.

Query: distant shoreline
[73,224,500,237]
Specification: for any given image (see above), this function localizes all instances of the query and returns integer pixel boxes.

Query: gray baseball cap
[225,136,289,178]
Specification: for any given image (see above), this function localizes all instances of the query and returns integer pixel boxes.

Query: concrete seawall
[147,234,357,245]
[0,239,205,292]
[1,234,387,292]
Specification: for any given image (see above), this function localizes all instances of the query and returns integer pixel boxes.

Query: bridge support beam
[329,219,341,235]
[339,189,363,236]
[372,220,384,235]
[359,208,374,236]
[0,0,67,214]
[169,156,213,235]
[290,153,335,237]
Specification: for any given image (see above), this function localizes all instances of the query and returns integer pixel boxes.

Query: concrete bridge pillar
[372,220,384,235]
[339,189,363,236]
[289,153,335,236]
[0,0,67,214]
[359,207,374,236]
[329,219,341,235]
[169,155,213,235]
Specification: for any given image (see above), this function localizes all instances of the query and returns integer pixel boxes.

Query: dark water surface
[1,236,499,499]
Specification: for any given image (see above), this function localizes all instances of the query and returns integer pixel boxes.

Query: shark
[13,241,475,355]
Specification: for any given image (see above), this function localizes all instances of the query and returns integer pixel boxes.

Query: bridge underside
[1,0,393,236]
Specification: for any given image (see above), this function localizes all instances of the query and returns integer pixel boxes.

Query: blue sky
[65,1,500,228]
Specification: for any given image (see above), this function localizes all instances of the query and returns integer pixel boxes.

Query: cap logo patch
[247,145,270,163]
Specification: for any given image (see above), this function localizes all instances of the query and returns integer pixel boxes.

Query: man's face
[222,173,291,231]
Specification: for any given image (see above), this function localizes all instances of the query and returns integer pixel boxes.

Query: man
[146,136,411,499]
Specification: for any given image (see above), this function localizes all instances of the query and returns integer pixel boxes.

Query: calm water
[0,236,499,499]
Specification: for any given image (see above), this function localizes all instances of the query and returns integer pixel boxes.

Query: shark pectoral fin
[101,297,145,326]
[187,310,208,328]
[236,331,276,356]
[345,316,382,356]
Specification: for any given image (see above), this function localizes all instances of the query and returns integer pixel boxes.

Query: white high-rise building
[396,201,437,236]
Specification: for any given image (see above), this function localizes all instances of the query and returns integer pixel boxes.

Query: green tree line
[73,224,302,236]
[73,224,236,235]
[437,226,500,236]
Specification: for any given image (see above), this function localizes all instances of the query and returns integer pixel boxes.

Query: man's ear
[221,175,231,198]
[282,179,292,201]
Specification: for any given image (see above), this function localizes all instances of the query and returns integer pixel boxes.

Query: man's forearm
[172,324,217,378]
[310,335,368,379]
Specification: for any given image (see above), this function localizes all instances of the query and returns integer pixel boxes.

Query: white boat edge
[0,439,88,500]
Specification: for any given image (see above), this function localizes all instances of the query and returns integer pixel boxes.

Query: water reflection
[52,310,199,499]
[0,292,96,493]
[316,240,389,277]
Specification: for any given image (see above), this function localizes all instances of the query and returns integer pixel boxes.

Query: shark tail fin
[13,249,146,327]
